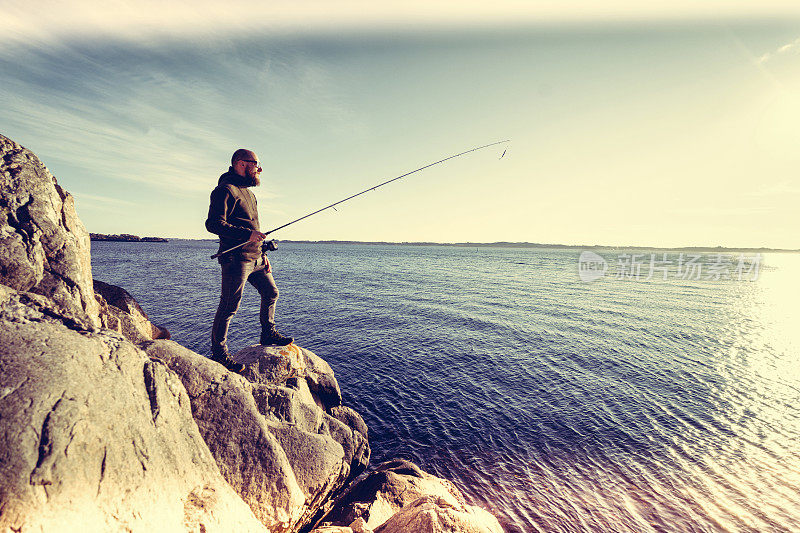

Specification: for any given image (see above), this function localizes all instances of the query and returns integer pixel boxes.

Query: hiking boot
[210,347,245,374]
[260,323,293,346]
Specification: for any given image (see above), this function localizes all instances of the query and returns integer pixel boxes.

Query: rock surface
[94,278,170,344]
[0,134,99,327]
[0,284,265,532]
[315,460,502,533]
[236,343,344,410]
[375,495,503,533]
[144,341,370,531]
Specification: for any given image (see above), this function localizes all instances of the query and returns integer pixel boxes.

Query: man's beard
[244,172,260,187]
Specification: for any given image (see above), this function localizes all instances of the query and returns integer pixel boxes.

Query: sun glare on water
[743,253,800,382]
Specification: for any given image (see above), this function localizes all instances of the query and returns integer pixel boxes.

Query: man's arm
[205,186,252,241]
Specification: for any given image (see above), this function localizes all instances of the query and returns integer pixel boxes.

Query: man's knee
[216,294,243,316]
[252,272,279,300]
[259,287,278,306]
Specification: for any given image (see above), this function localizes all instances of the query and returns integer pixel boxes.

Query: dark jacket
[206,169,261,261]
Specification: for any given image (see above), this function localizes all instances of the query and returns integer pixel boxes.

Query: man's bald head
[232,149,257,166]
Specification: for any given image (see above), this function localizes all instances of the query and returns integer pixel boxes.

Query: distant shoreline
[185,238,800,253]
[90,233,168,243]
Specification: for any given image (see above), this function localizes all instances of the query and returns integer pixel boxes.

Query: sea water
[91,241,800,533]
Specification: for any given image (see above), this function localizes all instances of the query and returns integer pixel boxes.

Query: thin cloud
[2,95,224,194]
[75,193,137,206]
[745,180,800,197]
[72,193,138,214]
[0,39,305,196]
[757,37,800,64]
[667,205,773,216]
[4,1,800,44]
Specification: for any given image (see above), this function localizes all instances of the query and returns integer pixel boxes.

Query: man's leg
[248,266,279,327]
[249,264,293,346]
[211,260,252,356]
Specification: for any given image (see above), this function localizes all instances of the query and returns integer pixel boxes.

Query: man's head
[231,148,262,186]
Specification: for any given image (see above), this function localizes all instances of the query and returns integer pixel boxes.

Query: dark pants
[211,255,278,353]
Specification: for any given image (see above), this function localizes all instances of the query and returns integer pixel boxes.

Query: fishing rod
[211,139,510,259]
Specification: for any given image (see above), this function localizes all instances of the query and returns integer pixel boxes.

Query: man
[206,148,293,373]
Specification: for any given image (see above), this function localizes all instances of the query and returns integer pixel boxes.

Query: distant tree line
[89,233,167,242]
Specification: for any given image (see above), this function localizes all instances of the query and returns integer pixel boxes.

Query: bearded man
[205,148,293,373]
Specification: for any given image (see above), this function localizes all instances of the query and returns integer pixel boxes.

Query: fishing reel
[261,239,277,253]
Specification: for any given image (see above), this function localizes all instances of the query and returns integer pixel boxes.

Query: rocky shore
[0,133,503,533]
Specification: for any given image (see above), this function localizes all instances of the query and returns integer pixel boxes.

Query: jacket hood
[218,167,256,187]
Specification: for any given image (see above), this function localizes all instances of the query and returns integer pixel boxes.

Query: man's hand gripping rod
[210,139,510,259]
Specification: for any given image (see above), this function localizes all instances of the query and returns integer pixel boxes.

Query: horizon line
[130,235,800,253]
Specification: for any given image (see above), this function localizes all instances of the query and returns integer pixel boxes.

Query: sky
[2,1,800,248]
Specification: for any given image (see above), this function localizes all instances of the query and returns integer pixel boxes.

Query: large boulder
[238,344,370,523]
[236,343,343,409]
[0,284,265,532]
[374,495,503,533]
[94,279,170,344]
[0,134,99,327]
[143,341,370,532]
[314,460,502,533]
